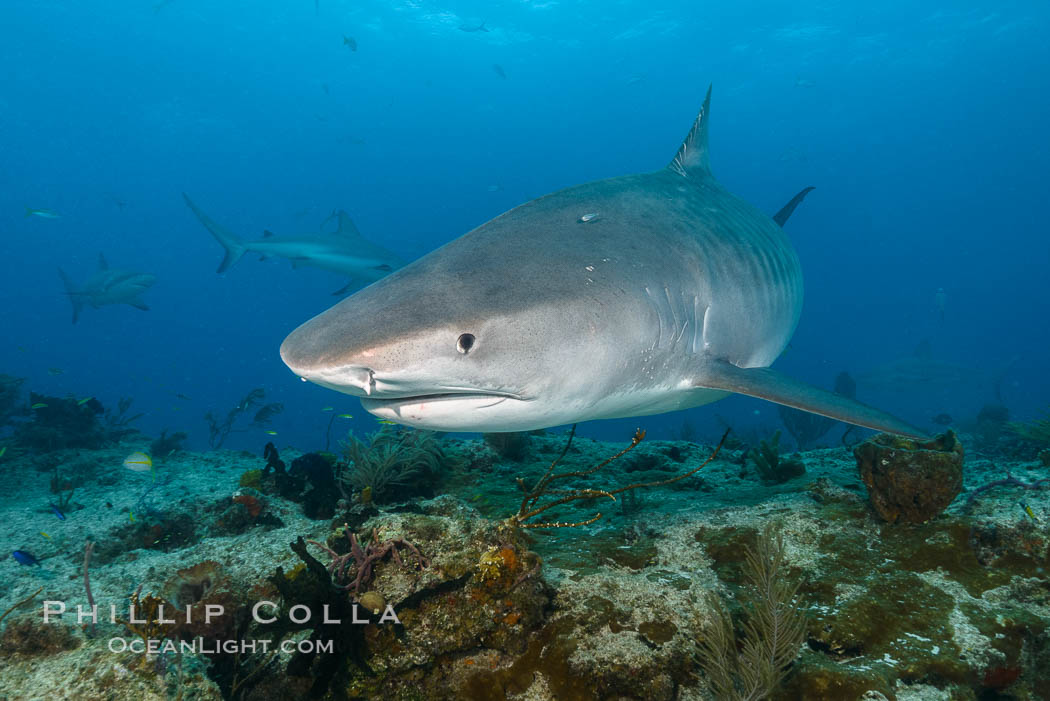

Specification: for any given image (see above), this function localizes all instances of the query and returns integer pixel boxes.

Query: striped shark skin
[280,87,922,438]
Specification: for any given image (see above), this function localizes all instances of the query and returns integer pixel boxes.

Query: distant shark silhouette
[858,340,1016,403]
[281,86,923,437]
[182,194,404,295]
[58,254,156,324]
[459,21,488,32]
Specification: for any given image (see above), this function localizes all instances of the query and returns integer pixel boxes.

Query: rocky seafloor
[0,424,1048,701]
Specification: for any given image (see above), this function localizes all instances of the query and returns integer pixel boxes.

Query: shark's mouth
[360,389,535,432]
[363,389,525,407]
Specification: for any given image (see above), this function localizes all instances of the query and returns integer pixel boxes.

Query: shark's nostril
[342,365,375,395]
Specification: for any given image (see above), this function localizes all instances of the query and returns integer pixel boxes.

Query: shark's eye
[457,333,476,354]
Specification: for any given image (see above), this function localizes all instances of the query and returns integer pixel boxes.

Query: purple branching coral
[307,529,429,594]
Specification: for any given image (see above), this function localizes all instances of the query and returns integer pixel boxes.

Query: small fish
[77,396,94,406]
[337,413,353,419]
[1020,502,1037,522]
[343,35,357,51]
[459,21,488,32]
[129,511,136,523]
[376,419,396,425]
[25,207,61,219]
[31,403,48,409]
[49,504,66,520]
[12,550,41,566]
[932,413,954,426]
[174,392,192,401]
[321,406,334,412]
[265,430,278,435]
[40,531,51,540]
[492,64,506,79]
[105,501,113,509]
[47,367,64,375]
[578,213,599,223]
[123,451,153,472]
[0,446,6,459]
[104,193,127,210]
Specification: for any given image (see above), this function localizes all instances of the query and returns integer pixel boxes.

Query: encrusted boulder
[854,430,964,523]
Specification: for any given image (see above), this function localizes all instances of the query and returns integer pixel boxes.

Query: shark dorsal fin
[773,186,815,227]
[326,210,364,240]
[98,253,109,270]
[669,85,713,178]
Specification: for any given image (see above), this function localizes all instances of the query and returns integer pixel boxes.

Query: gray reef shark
[182,194,404,294]
[58,254,156,324]
[280,87,923,437]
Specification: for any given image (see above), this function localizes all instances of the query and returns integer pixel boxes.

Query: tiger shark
[280,88,923,437]
[58,254,156,324]
[182,194,404,294]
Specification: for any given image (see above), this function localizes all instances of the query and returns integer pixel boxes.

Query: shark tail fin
[694,359,926,439]
[669,85,713,178]
[58,268,84,324]
[773,186,815,227]
[182,193,247,273]
[24,207,33,217]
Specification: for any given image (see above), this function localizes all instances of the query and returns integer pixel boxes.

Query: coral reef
[150,429,188,459]
[778,405,834,449]
[1009,406,1050,446]
[484,431,532,461]
[748,430,806,484]
[15,393,107,451]
[12,393,141,451]
[204,387,266,448]
[290,451,339,519]
[0,615,80,657]
[159,560,246,641]
[855,430,964,523]
[0,373,25,427]
[339,426,444,503]
[1,422,1047,700]
[102,396,144,443]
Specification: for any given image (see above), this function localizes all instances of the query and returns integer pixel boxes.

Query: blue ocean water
[2,0,1048,450]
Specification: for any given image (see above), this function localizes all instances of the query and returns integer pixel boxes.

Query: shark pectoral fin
[332,280,357,295]
[694,359,926,439]
[57,268,83,324]
[772,186,815,227]
[128,299,150,311]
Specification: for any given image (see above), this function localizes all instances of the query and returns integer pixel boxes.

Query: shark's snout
[280,320,377,396]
